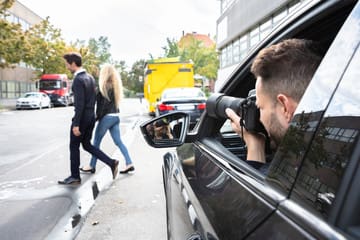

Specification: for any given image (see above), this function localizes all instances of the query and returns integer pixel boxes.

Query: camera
[206,89,267,135]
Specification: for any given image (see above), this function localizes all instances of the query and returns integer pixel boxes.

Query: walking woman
[80,64,134,174]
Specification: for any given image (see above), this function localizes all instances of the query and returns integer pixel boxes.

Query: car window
[25,93,39,98]
[289,43,360,220]
[162,88,205,99]
[267,1,360,223]
[213,1,357,179]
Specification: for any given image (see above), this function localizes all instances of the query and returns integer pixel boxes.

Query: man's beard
[268,112,287,148]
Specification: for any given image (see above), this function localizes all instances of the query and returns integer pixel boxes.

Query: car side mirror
[140,112,190,148]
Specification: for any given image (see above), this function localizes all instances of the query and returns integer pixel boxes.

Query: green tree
[88,36,112,64]
[113,60,129,88]
[162,36,219,82]
[162,38,180,58]
[128,59,145,94]
[24,17,67,78]
[67,39,99,79]
[179,38,219,81]
[0,0,28,68]
[69,36,113,79]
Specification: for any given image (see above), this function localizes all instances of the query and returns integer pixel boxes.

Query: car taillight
[159,103,174,111]
[197,103,206,110]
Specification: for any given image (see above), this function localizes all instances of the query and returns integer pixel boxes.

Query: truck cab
[38,74,73,106]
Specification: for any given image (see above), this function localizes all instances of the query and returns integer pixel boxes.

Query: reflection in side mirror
[140,112,190,148]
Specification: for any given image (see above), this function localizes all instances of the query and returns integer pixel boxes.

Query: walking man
[58,52,119,185]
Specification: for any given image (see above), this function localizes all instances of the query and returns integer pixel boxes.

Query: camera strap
[239,108,246,141]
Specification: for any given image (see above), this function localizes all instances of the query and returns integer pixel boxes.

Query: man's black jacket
[72,71,96,126]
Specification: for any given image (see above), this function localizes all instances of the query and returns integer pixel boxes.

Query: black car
[141,1,360,239]
[155,87,207,124]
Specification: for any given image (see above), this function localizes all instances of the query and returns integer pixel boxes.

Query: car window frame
[265,2,360,238]
[193,0,356,177]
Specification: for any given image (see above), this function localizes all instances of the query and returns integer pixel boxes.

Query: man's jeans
[90,114,132,168]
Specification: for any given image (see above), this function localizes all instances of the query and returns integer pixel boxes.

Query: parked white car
[16,92,52,110]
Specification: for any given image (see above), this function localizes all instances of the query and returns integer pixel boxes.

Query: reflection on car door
[167,140,286,240]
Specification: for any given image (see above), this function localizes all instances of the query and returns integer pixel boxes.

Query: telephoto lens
[206,93,244,119]
[206,90,267,135]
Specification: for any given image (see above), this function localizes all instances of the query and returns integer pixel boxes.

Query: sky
[18,0,220,67]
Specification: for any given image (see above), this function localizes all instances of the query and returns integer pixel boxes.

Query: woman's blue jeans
[90,114,132,168]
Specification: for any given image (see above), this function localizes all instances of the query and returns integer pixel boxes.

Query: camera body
[206,89,267,135]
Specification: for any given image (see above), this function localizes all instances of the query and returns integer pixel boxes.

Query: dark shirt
[96,89,119,121]
[72,71,96,126]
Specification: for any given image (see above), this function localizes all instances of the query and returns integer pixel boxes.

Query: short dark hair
[63,52,82,67]
[251,38,322,103]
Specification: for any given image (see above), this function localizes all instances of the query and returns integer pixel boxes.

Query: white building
[0,0,42,102]
[215,0,310,91]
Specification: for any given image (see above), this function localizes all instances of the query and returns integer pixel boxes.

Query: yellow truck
[144,57,195,115]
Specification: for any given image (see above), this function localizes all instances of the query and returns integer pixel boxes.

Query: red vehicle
[38,74,73,106]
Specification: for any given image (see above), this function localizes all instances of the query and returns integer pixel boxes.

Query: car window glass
[296,6,360,114]
[267,6,360,193]
[290,46,360,220]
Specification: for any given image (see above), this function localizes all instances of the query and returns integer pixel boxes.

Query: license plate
[177,105,194,110]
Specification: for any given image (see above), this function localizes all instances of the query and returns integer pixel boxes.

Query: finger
[226,108,240,122]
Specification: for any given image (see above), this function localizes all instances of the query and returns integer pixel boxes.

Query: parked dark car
[141,0,360,239]
[155,87,207,124]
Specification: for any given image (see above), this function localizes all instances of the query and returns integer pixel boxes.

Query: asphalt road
[0,98,166,240]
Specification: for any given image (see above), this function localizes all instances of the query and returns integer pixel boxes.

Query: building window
[239,35,248,61]
[221,0,236,14]
[273,8,288,25]
[218,0,306,70]
[226,44,233,66]
[250,26,260,48]
[232,39,240,64]
[289,0,301,12]
[260,19,272,40]
[221,48,227,68]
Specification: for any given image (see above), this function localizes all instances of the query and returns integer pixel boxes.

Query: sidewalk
[75,100,168,240]
[0,98,16,111]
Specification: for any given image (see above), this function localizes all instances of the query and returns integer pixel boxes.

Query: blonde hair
[98,64,123,109]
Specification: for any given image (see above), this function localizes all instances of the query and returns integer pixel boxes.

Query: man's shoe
[58,176,81,185]
[80,167,96,174]
[120,166,135,174]
[111,160,119,180]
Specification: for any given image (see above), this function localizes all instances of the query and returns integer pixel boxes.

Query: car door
[248,2,360,238]
[163,1,359,239]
